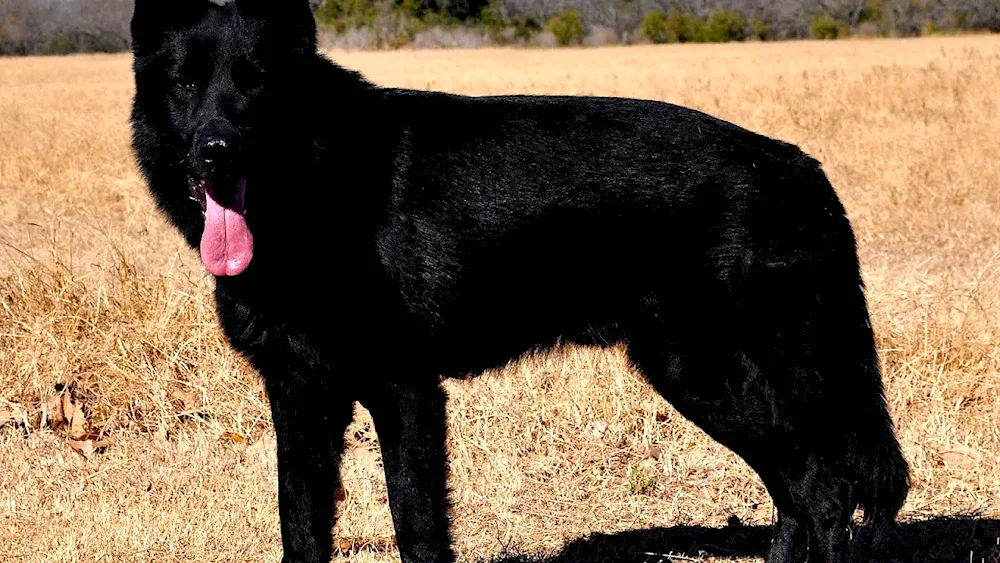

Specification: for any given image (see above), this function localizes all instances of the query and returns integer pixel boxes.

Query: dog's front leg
[362,381,454,563]
[263,371,353,563]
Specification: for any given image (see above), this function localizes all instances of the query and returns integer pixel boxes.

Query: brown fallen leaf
[169,387,202,413]
[66,438,112,459]
[61,393,72,422]
[334,487,348,502]
[220,432,246,444]
[62,393,89,440]
[938,443,980,470]
[42,394,64,429]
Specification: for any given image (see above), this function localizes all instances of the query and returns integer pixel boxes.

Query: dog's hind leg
[263,371,354,563]
[626,268,907,563]
[626,334,848,563]
[361,380,454,563]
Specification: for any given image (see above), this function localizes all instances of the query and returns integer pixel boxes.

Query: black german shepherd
[129,1,909,561]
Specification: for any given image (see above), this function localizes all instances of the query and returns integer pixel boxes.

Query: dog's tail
[799,158,910,530]
[847,339,910,530]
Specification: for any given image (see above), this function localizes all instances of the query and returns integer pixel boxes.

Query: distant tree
[546,8,585,45]
[881,0,932,35]
[703,10,747,41]
[442,0,494,20]
[664,10,703,42]
[810,14,847,37]
[750,14,771,39]
[394,0,492,21]
[641,10,671,42]
[316,0,380,32]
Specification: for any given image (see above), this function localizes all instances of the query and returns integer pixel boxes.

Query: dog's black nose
[195,120,241,175]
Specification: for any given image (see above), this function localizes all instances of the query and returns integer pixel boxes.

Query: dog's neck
[230,54,397,274]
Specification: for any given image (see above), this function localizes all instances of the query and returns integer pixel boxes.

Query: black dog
[129,2,909,561]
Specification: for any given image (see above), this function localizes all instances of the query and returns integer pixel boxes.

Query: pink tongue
[200,179,253,276]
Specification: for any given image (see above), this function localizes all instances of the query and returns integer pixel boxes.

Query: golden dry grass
[2,36,1000,562]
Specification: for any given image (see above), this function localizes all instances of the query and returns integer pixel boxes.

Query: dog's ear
[130,0,216,53]
[238,0,318,57]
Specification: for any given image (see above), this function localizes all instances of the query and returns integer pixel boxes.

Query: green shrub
[478,0,507,31]
[703,10,747,42]
[810,15,846,39]
[663,11,703,43]
[442,0,492,21]
[388,32,412,49]
[950,10,970,28]
[480,1,514,45]
[394,0,424,19]
[750,15,770,40]
[858,0,884,25]
[513,16,541,41]
[546,9,585,46]
[315,0,377,33]
[393,0,492,22]
[43,35,73,55]
[641,10,671,44]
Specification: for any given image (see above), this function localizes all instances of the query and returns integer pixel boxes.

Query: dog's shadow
[489,516,1000,562]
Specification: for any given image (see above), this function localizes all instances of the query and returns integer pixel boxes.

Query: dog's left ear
[238,0,317,57]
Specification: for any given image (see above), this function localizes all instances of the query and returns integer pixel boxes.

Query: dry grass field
[2,35,1000,562]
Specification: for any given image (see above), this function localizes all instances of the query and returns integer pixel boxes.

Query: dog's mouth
[189,176,253,277]
[189,177,208,211]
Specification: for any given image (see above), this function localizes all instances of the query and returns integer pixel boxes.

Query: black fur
[129,2,910,562]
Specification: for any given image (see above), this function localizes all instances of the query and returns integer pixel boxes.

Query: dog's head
[130,0,316,276]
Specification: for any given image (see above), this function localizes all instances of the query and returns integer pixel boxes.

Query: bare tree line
[0,0,131,55]
[0,0,997,55]
[500,0,999,39]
